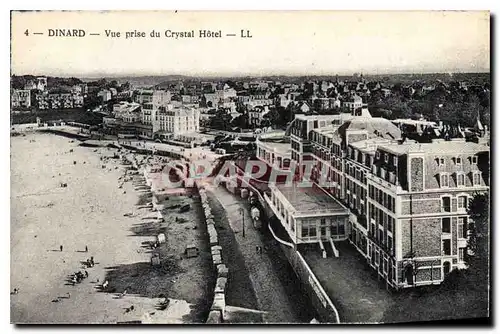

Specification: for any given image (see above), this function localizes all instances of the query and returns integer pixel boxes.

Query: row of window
[300,220,346,238]
[369,222,394,253]
[368,185,396,213]
[439,172,482,188]
[368,243,396,282]
[369,203,395,233]
[375,150,398,167]
[346,164,367,184]
[441,195,469,212]
[436,156,478,166]
[442,216,469,238]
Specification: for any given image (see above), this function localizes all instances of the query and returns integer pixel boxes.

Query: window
[458,196,468,210]
[438,158,445,166]
[301,225,317,238]
[459,248,466,262]
[440,173,449,187]
[338,222,345,235]
[384,153,389,163]
[457,173,465,187]
[442,197,451,212]
[473,172,481,186]
[458,217,468,238]
[387,235,393,252]
[442,239,451,255]
[456,157,462,165]
[472,156,478,164]
[442,218,451,233]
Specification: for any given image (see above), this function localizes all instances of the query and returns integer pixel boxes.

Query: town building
[342,95,363,112]
[264,182,350,253]
[248,105,270,127]
[103,102,153,139]
[98,89,112,102]
[256,138,292,171]
[152,105,200,140]
[259,109,489,289]
[11,89,32,109]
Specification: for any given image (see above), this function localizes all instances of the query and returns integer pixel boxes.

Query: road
[207,184,303,323]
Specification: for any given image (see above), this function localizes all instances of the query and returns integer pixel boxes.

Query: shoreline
[11,131,212,324]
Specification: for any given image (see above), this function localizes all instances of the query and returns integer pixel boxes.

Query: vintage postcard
[10,10,490,324]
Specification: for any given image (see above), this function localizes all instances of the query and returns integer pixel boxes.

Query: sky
[11,11,490,77]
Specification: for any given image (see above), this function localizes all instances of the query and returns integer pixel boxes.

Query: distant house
[342,95,363,112]
[11,89,32,109]
[298,101,311,113]
[248,105,270,126]
[98,89,112,102]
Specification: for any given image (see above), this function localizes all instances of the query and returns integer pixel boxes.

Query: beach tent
[157,233,166,244]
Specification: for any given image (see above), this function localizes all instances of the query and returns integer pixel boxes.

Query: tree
[231,113,248,129]
[466,193,489,274]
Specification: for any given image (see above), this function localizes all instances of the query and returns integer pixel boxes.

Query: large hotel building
[257,109,489,289]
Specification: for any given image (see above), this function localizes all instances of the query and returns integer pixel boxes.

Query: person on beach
[60,245,63,252]
[85,270,89,278]
[85,245,88,253]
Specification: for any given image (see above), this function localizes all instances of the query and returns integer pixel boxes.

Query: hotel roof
[274,183,348,217]
[258,140,292,156]
[350,137,400,154]
[379,140,489,156]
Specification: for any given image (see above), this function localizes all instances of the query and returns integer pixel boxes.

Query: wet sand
[11,132,211,323]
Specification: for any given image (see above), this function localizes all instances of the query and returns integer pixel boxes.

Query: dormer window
[456,172,465,187]
[472,156,478,164]
[376,151,381,160]
[437,158,446,166]
[440,173,449,188]
[455,157,462,165]
[384,153,389,163]
[472,172,481,186]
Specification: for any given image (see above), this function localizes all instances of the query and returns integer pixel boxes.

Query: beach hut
[157,233,166,244]
[157,211,164,222]
[185,244,199,258]
[151,253,161,267]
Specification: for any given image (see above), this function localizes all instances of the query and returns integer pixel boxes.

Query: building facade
[261,111,489,289]
[11,89,32,109]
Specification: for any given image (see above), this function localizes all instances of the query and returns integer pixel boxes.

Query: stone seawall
[195,181,229,324]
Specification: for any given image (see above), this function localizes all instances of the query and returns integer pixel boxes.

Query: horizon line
[11,69,491,80]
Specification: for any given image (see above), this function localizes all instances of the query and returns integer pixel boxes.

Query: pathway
[207,184,299,323]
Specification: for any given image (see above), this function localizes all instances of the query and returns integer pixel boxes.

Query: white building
[248,105,270,126]
[11,89,31,109]
[98,89,112,102]
[342,95,363,111]
[152,105,200,138]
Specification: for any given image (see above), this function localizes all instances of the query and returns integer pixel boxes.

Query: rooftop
[379,139,489,156]
[350,137,400,154]
[257,140,292,156]
[274,183,348,216]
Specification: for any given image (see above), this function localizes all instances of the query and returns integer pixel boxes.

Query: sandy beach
[11,132,212,324]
